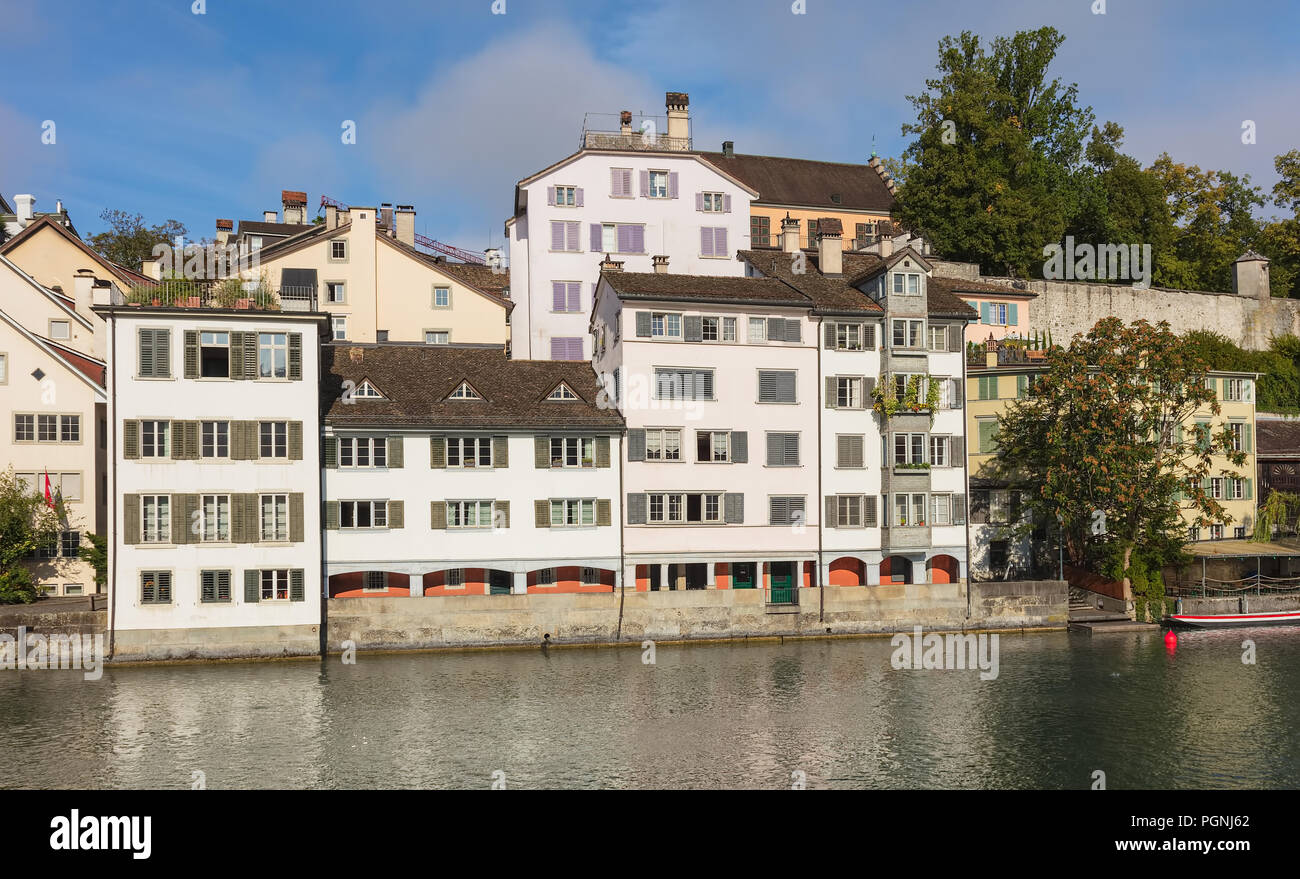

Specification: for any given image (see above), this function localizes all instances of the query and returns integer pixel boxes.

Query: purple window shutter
[696,192,704,212]
[566,222,579,252]
[551,221,564,251]
[610,169,620,196]
[639,170,649,197]
[617,224,632,254]
[700,227,714,257]
[550,338,564,360]
[567,282,580,312]
[590,223,602,252]
[669,172,679,198]
[575,188,584,207]
[715,227,728,257]
[723,194,732,213]
[630,224,644,253]
[547,186,556,206]
[552,282,566,311]
[570,338,584,360]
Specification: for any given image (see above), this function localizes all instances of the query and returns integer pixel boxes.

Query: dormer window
[449,381,481,400]
[547,383,580,401]
[892,273,921,295]
[354,380,384,399]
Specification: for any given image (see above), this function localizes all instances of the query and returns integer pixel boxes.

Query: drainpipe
[317,319,327,657]
[963,322,972,620]
[817,317,824,623]
[107,311,118,658]
[616,431,626,641]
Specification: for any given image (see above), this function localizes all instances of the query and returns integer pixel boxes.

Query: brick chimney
[600,254,624,272]
[781,214,801,254]
[263,210,277,223]
[1232,251,1271,300]
[665,92,690,147]
[722,140,734,157]
[394,205,415,246]
[620,110,632,137]
[652,255,669,274]
[817,218,843,275]
[215,218,233,246]
[281,190,307,224]
[877,220,894,259]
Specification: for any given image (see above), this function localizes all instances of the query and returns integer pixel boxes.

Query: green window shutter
[1007,303,1018,326]
[430,436,446,468]
[492,435,508,468]
[288,333,303,380]
[825,496,838,528]
[1246,423,1253,452]
[387,436,403,468]
[123,494,140,544]
[534,436,548,468]
[290,493,304,542]
[138,329,154,377]
[245,492,261,542]
[289,569,305,602]
[494,500,510,528]
[430,501,446,529]
[1016,374,1028,399]
[534,499,549,527]
[1245,478,1253,500]
[1176,424,1184,445]
[596,499,611,527]
[324,437,338,468]
[980,302,990,324]
[324,500,339,530]
[244,569,260,603]
[124,421,139,459]
[288,422,303,461]
[242,333,258,379]
[594,435,610,468]
[183,330,199,379]
[228,331,243,379]
[979,420,997,453]
[388,500,404,529]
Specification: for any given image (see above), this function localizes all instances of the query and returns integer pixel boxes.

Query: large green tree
[989,318,1246,599]
[0,469,62,604]
[87,209,188,272]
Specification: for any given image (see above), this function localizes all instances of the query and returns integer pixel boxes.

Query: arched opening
[329,571,411,598]
[422,567,487,596]
[527,566,616,593]
[829,557,865,586]
[927,554,960,584]
[880,556,913,585]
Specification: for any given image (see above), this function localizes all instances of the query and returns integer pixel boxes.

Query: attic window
[449,381,481,400]
[547,383,579,401]
[354,380,384,399]
[831,193,842,204]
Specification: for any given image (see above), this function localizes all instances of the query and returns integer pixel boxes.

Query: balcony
[123,279,317,312]
[885,525,933,549]
[580,113,691,152]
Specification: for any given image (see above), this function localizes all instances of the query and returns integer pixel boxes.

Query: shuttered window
[654,368,713,401]
[768,496,806,526]
[140,570,172,604]
[700,226,728,257]
[138,328,171,378]
[757,370,796,403]
[551,281,582,313]
[765,432,800,466]
[550,337,584,361]
[837,434,865,468]
[200,569,231,603]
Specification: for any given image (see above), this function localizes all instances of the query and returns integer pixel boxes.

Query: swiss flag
[43,470,55,509]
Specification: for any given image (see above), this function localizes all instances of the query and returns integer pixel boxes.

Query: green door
[489,571,512,595]
[732,562,755,589]
[770,563,795,604]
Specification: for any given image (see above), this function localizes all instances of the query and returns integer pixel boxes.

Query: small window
[425,331,450,345]
[757,370,797,404]
[748,318,766,344]
[446,568,465,587]
[433,287,451,308]
[700,192,725,212]
[645,428,681,461]
[548,383,579,401]
[651,313,682,339]
[353,380,384,399]
[260,569,291,600]
[554,185,578,207]
[257,333,288,379]
[14,414,33,442]
[326,282,346,303]
[331,316,348,341]
[261,494,290,541]
[49,320,71,340]
[200,331,230,377]
[928,325,948,351]
[60,415,80,443]
[696,430,731,463]
[259,421,288,458]
[449,381,481,400]
[364,571,388,592]
[200,570,231,603]
[331,240,347,260]
[722,318,737,342]
[140,420,170,457]
[140,570,172,604]
[649,170,669,198]
[376,330,389,342]
[701,317,719,342]
[60,531,81,557]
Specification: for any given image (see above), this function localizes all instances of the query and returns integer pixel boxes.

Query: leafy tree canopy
[87,209,188,273]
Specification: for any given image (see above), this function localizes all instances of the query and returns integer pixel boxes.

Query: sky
[2,0,1297,256]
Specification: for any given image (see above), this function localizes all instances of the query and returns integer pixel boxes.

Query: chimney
[325,204,337,229]
[263,210,277,223]
[281,190,307,224]
[722,140,734,158]
[74,270,95,317]
[600,253,624,272]
[665,92,690,147]
[140,257,163,280]
[817,218,843,275]
[781,213,801,254]
[394,205,415,246]
[652,255,669,274]
[215,218,233,246]
[484,248,503,270]
[380,203,394,230]
[877,220,894,259]
[14,194,35,227]
[620,110,632,137]
[1232,251,1271,301]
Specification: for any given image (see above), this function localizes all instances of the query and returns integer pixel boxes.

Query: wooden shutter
[951,436,965,461]
[596,499,611,527]
[547,186,556,206]
[825,496,838,528]
[767,317,784,342]
[823,322,835,349]
[684,315,703,342]
[324,500,339,530]
[230,494,246,542]
[245,493,261,542]
[288,333,302,380]
[725,493,744,524]
[290,493,304,542]
[594,435,610,468]
[950,378,963,408]
[635,311,651,337]
[430,501,447,529]
[124,421,139,459]
[731,431,747,463]
[948,324,963,352]
[838,434,864,468]
[864,495,878,528]
[230,422,253,460]
[639,170,649,197]
[953,494,967,525]
[589,224,602,252]
[534,436,548,468]
[241,333,257,379]
[244,569,260,603]
[229,331,244,378]
[123,494,140,544]
[825,377,836,408]
[668,172,679,198]
[785,320,802,343]
[430,436,446,468]
[388,500,404,529]
[183,330,199,378]
[288,422,303,460]
[177,493,198,544]
[492,436,508,467]
[626,493,647,525]
[138,329,154,377]
[494,500,509,529]
[289,569,305,602]
[627,429,646,462]
[534,499,549,527]
[324,437,338,469]
[385,436,403,468]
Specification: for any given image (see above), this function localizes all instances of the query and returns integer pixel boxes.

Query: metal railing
[124,281,317,312]
[581,130,692,152]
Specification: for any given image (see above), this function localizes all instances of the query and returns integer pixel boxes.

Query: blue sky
[2,0,1297,254]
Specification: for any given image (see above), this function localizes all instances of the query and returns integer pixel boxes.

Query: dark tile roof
[322,346,624,429]
[1257,419,1300,457]
[601,270,810,306]
[817,217,843,235]
[739,249,884,314]
[928,275,1035,298]
[236,220,311,236]
[697,152,895,213]
[925,276,982,318]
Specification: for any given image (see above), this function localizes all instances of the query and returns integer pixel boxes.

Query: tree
[1183,330,1300,413]
[1253,149,1300,298]
[989,318,1246,600]
[894,27,1096,276]
[87,209,188,272]
[83,533,108,593]
[0,469,62,604]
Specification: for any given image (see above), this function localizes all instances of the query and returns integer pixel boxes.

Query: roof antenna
[870,134,877,159]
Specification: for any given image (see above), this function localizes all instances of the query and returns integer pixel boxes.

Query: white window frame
[550,498,596,528]
[447,436,493,468]
[201,494,231,542]
[339,436,388,469]
[446,500,494,529]
[141,494,171,543]
[261,493,290,541]
[645,428,682,462]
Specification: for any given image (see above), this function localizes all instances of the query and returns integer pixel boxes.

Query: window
[837,495,863,527]
[1210,524,1224,541]
[583,567,599,586]
[1209,478,1224,500]
[326,282,346,303]
[552,281,581,313]
[550,337,583,361]
[140,571,172,604]
[141,420,170,457]
[364,571,388,592]
[835,377,864,409]
[201,494,231,542]
[748,318,766,344]
[892,273,922,295]
[648,492,723,524]
[700,192,724,212]
[200,331,229,377]
[977,419,999,454]
[534,568,554,586]
[649,170,669,198]
[601,223,617,253]
[57,473,82,501]
[332,316,348,341]
[258,333,288,379]
[928,325,949,351]
[651,312,682,339]
[892,319,924,348]
[1230,422,1246,452]
[977,376,998,400]
[1188,526,1201,542]
[930,435,950,467]
[837,434,865,468]
[722,317,737,342]
[449,381,480,400]
[700,226,728,257]
[49,320,70,340]
[550,498,596,527]
[894,433,927,466]
[551,436,594,468]
[142,495,171,543]
[261,494,289,540]
[64,584,83,596]
[38,415,57,442]
[201,570,232,603]
[696,431,730,463]
[447,436,493,468]
[260,421,288,458]
[645,428,681,461]
[138,328,171,378]
[931,493,952,526]
[554,185,577,206]
[425,331,450,345]
[893,492,928,526]
[766,432,799,467]
[550,220,581,252]
[447,500,494,528]
[0,353,7,384]
[751,215,771,248]
[60,531,81,558]
[14,414,33,442]
[807,219,819,247]
[758,370,796,403]
[988,303,1009,325]
[261,569,291,601]
[446,568,466,587]
[768,496,806,526]
[331,240,347,260]
[836,323,863,351]
[548,383,579,401]
[59,415,79,443]
[340,499,387,529]
[1227,478,1245,500]
[354,381,383,398]
[989,541,1009,572]
[701,317,719,341]
[340,436,387,468]
[655,368,713,401]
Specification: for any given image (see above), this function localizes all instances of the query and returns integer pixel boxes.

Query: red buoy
[1164,630,1177,649]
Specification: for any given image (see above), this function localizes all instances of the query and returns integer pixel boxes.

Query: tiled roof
[739,249,884,314]
[43,338,106,387]
[281,190,308,205]
[697,152,895,213]
[1257,418,1300,457]
[929,275,1036,298]
[601,270,810,306]
[236,220,310,236]
[925,276,982,318]
[322,346,624,429]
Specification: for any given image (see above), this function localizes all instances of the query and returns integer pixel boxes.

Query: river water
[2,628,1297,789]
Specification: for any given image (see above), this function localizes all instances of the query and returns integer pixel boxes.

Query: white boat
[1168,610,1300,628]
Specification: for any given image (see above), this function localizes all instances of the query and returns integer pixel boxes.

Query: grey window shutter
[244,492,260,541]
[627,429,646,462]
[290,569,305,602]
[864,324,876,349]
[725,493,744,524]
[785,320,802,343]
[288,422,303,460]
[241,333,257,380]
[823,322,835,349]
[229,422,251,461]
[825,496,838,528]
[596,499,611,527]
[492,436,508,467]
[951,378,964,408]
[138,329,154,377]
[865,377,876,400]
[951,435,965,461]
[767,317,784,341]
[626,493,647,524]
[387,436,403,468]
[123,494,140,544]
[864,495,878,528]
[430,501,447,529]
[229,331,243,379]
[766,432,784,466]
[124,421,139,459]
[684,315,703,342]
[324,437,338,469]
[825,377,836,408]
[534,499,549,527]
[953,493,967,525]
[534,436,548,468]
[731,431,747,463]
[231,494,246,543]
[186,421,200,459]
[184,330,199,379]
[388,500,404,529]
[324,500,339,530]
[155,328,171,376]
[430,436,446,468]
[177,493,198,544]
[244,569,260,603]
[949,323,963,352]
[635,311,651,337]
[290,493,304,542]
[494,500,509,528]
[779,371,796,402]
[595,435,610,467]
[288,333,303,380]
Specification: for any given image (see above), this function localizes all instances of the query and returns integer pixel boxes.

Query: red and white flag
[43,470,55,509]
